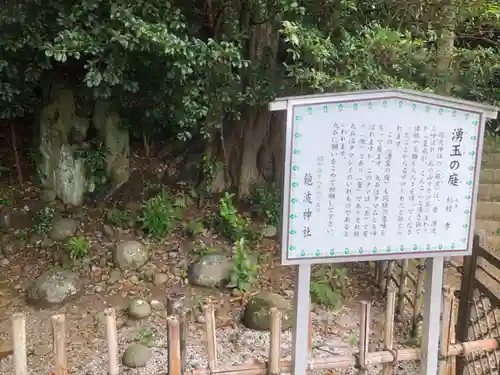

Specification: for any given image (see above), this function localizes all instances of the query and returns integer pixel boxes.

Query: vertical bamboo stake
[447,291,457,375]
[269,308,282,375]
[12,313,28,375]
[204,304,218,372]
[397,260,408,321]
[386,261,394,289]
[167,296,187,375]
[412,260,425,337]
[382,288,396,375]
[168,317,182,375]
[51,314,67,375]
[105,308,119,375]
[378,262,386,291]
[358,301,371,375]
[438,288,453,375]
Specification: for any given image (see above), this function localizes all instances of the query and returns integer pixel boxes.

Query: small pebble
[0,258,9,266]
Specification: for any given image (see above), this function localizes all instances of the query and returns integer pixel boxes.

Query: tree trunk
[237,106,270,197]
[234,15,280,197]
[435,0,456,96]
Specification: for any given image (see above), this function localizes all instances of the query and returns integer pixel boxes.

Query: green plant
[247,182,281,226]
[310,265,348,309]
[65,236,90,260]
[137,327,155,347]
[228,238,260,292]
[74,143,107,188]
[47,264,67,271]
[33,207,55,235]
[198,153,220,195]
[218,192,253,242]
[107,209,131,227]
[193,245,218,257]
[185,218,205,237]
[17,230,27,241]
[138,190,182,238]
[348,333,357,347]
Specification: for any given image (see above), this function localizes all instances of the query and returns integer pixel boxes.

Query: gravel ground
[0,300,421,375]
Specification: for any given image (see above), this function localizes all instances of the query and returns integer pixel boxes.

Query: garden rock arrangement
[27,269,82,306]
[128,299,152,319]
[122,343,152,368]
[115,240,149,270]
[49,218,78,241]
[243,291,294,331]
[188,253,232,288]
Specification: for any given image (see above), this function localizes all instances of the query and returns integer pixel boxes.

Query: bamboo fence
[9,288,500,375]
[373,232,500,375]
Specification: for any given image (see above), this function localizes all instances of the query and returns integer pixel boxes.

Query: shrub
[65,236,90,260]
[138,189,182,238]
[247,182,281,226]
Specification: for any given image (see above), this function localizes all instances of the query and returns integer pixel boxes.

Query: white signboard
[277,90,495,265]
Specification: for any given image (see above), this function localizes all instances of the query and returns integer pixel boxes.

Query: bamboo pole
[412,260,425,337]
[358,301,371,375]
[51,314,67,375]
[269,308,282,375]
[378,262,387,291]
[438,289,453,375]
[168,317,182,375]
[386,261,394,290]
[447,293,457,375]
[12,313,28,375]
[204,304,218,372]
[105,308,119,375]
[397,260,408,321]
[382,288,396,375]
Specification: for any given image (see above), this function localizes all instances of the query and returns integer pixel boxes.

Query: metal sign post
[269,88,498,375]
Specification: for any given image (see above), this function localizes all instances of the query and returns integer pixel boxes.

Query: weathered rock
[41,189,57,202]
[55,144,87,206]
[37,82,77,196]
[122,343,152,368]
[108,269,122,284]
[262,225,277,238]
[128,299,152,319]
[27,270,82,307]
[153,272,168,286]
[93,101,130,188]
[115,240,148,270]
[102,224,114,237]
[243,291,294,331]
[33,343,52,357]
[150,299,165,310]
[50,218,78,241]
[188,253,232,288]
[0,206,34,231]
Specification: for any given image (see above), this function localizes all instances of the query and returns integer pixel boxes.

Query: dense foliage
[1,0,499,193]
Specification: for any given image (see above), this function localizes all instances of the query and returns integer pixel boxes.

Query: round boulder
[27,270,82,307]
[188,253,232,288]
[50,218,78,241]
[122,343,152,368]
[115,240,148,270]
[243,291,295,331]
[128,299,152,319]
